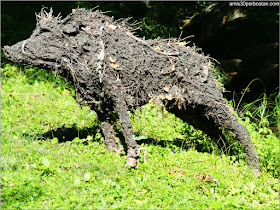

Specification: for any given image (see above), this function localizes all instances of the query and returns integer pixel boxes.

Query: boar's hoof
[126,146,147,168]
[126,146,140,168]
[127,157,138,168]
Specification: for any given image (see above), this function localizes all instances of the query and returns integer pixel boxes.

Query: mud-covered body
[4,8,260,171]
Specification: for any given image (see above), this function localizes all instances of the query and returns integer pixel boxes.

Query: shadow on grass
[136,138,218,154]
[137,138,191,150]
[40,124,100,143]
[38,125,216,154]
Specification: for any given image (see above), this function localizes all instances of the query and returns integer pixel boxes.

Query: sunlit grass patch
[1,62,279,209]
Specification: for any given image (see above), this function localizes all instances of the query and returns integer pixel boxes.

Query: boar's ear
[61,14,81,36]
[61,9,89,36]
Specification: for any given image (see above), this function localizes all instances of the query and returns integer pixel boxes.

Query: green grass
[1,62,279,209]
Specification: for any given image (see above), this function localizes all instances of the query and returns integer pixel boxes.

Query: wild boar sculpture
[3,8,260,171]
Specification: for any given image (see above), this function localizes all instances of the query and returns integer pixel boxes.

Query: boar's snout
[3,45,13,59]
[3,41,26,63]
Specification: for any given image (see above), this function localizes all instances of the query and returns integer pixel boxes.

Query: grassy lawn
[1,62,279,209]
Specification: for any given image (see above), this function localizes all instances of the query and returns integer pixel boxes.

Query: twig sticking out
[138,147,147,163]
[180,35,194,41]
[126,32,179,56]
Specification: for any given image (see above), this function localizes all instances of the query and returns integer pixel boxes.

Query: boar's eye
[41,28,51,33]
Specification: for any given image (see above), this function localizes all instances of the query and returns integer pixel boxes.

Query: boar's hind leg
[205,102,260,172]
[166,100,260,172]
[96,112,123,156]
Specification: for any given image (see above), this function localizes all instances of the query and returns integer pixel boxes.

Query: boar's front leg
[96,111,123,156]
[114,98,141,168]
[108,83,144,168]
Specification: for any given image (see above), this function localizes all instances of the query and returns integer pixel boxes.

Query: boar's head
[4,8,63,68]
[3,7,97,74]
